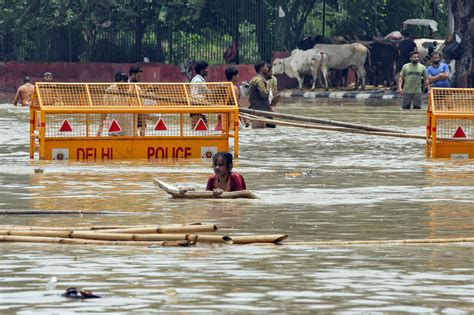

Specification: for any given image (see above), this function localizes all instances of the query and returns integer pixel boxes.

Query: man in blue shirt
[427,52,450,88]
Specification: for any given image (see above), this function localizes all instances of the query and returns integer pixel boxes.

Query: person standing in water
[206,152,246,197]
[427,52,450,88]
[13,76,34,107]
[265,63,280,128]
[225,66,249,128]
[97,72,132,136]
[397,51,428,110]
[190,60,210,128]
[248,61,270,128]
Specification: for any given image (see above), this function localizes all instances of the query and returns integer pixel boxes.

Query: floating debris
[61,287,101,299]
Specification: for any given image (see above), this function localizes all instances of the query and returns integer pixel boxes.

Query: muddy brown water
[0,98,473,313]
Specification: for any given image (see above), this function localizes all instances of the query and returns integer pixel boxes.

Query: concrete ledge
[280,90,400,100]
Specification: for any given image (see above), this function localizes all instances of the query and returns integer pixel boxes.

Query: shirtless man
[13,76,34,107]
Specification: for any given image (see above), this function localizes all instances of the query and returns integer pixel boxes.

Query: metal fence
[1,0,277,65]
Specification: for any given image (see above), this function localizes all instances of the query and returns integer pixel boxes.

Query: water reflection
[1,98,474,312]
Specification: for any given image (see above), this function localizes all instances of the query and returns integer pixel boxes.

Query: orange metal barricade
[426,88,474,159]
[29,82,239,160]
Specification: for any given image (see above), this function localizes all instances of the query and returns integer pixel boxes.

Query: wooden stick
[240,107,403,133]
[154,178,258,199]
[240,113,425,140]
[0,223,205,231]
[283,237,474,246]
[0,235,191,247]
[0,230,230,243]
[229,235,288,244]
[0,210,127,215]
[102,224,218,234]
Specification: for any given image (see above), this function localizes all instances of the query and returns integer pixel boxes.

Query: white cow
[414,38,445,64]
[314,43,370,90]
[272,48,326,90]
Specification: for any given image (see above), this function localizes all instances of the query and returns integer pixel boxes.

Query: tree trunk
[448,0,473,87]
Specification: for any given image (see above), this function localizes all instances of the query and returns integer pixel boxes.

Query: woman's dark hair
[194,61,209,75]
[225,67,239,81]
[115,72,128,82]
[212,152,233,170]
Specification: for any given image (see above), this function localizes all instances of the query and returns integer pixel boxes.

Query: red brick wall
[0,59,357,94]
[0,61,256,92]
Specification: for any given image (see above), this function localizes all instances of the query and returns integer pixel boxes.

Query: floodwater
[1,97,473,313]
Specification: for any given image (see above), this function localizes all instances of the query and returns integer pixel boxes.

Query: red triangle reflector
[108,119,122,133]
[453,126,466,138]
[154,118,168,131]
[194,118,208,131]
[59,119,72,132]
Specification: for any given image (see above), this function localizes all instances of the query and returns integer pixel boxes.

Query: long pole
[239,108,405,133]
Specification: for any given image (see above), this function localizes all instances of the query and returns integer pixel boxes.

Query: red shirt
[206,172,247,192]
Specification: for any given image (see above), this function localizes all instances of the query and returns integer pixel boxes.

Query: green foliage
[334,0,449,38]
[0,0,452,63]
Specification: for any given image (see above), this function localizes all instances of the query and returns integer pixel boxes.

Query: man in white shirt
[190,61,209,128]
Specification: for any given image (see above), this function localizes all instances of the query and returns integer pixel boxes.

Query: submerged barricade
[426,88,474,158]
[29,82,240,160]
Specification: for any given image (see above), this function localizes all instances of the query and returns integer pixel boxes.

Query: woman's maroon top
[206,172,246,192]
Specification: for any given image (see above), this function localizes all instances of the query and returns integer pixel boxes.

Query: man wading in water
[13,76,34,107]
[190,60,210,129]
[397,51,428,110]
[129,65,146,135]
[248,61,270,128]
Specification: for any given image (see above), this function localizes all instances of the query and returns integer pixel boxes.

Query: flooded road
[1,98,473,313]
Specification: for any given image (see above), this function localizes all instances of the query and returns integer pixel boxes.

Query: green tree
[277,0,318,50]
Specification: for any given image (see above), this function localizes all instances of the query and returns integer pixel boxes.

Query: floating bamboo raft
[154,178,258,199]
[0,223,287,247]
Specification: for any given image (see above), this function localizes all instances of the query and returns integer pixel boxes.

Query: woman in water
[206,152,246,197]
[178,152,246,197]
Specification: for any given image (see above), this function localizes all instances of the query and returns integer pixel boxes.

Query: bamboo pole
[0,210,127,215]
[0,223,205,231]
[239,107,404,133]
[102,224,218,234]
[229,235,288,244]
[0,230,230,243]
[240,113,425,140]
[281,237,474,246]
[0,235,191,247]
